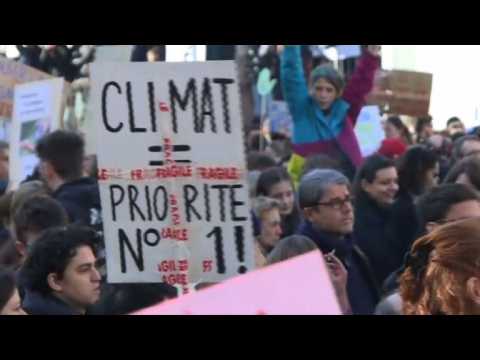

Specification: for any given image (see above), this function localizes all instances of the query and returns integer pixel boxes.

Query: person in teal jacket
[279,45,381,185]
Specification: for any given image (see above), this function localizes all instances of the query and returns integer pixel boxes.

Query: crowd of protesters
[2,44,480,315]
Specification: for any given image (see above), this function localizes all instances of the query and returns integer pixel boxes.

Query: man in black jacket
[35,130,101,228]
[297,169,380,315]
[20,225,101,315]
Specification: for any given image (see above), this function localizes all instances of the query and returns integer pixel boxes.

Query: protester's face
[269,181,295,216]
[38,160,56,189]
[448,121,465,136]
[51,246,101,312]
[362,167,399,207]
[423,123,434,138]
[462,140,480,159]
[147,50,160,62]
[259,208,283,250]
[424,163,440,191]
[0,289,26,315]
[305,184,354,236]
[0,148,9,181]
[384,122,401,139]
[428,134,444,151]
[312,78,338,110]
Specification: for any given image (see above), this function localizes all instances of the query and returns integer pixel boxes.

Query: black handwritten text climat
[101,78,235,135]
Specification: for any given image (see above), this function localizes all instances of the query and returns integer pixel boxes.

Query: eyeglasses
[315,195,355,211]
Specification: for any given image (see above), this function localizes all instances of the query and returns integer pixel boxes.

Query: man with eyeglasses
[377,183,480,315]
[297,169,380,315]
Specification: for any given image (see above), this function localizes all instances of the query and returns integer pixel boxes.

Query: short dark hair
[256,166,292,197]
[0,266,16,312]
[444,156,480,192]
[415,116,432,135]
[417,184,479,230]
[247,151,277,172]
[36,130,85,181]
[353,154,395,199]
[20,225,98,296]
[387,116,413,144]
[14,195,69,245]
[397,145,438,196]
[447,117,462,127]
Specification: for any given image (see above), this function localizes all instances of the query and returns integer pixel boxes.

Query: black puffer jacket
[52,177,101,227]
[23,290,81,315]
[354,194,404,286]
[387,191,421,260]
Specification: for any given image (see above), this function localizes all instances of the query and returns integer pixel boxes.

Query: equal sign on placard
[148,145,192,166]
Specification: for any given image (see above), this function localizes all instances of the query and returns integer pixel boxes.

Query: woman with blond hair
[400,218,480,315]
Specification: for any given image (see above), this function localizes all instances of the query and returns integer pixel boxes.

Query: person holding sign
[278,45,381,185]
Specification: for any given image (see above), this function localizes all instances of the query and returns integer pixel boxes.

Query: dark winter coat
[298,221,380,315]
[354,194,405,285]
[52,177,101,227]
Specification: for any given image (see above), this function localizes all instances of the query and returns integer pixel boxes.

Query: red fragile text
[156,166,192,179]
[164,138,172,161]
[97,167,194,182]
[162,273,188,286]
[161,227,188,241]
[98,168,125,181]
[170,194,181,226]
[202,260,213,273]
[158,259,189,272]
[197,167,241,180]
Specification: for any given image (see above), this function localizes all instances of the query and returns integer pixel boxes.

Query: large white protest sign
[9,78,65,189]
[354,105,385,157]
[91,61,255,291]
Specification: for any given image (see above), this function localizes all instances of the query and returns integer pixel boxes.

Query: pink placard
[132,250,341,315]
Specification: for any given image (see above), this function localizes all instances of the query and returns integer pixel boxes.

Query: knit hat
[378,138,407,159]
[310,65,345,93]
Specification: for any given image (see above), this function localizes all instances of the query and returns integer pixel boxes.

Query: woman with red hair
[400,218,480,315]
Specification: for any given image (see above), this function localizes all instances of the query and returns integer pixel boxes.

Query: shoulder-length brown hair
[400,218,480,315]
